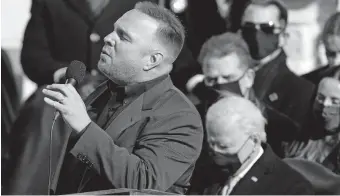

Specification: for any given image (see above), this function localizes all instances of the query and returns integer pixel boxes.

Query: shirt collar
[107,75,168,101]
[254,48,283,72]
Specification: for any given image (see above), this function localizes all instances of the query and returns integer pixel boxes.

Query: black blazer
[21,0,158,85]
[191,144,314,195]
[303,65,340,85]
[253,51,316,131]
[52,76,204,194]
[6,77,203,195]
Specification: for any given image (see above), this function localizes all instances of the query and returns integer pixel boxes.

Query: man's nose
[104,32,117,47]
[323,97,333,107]
[216,76,225,84]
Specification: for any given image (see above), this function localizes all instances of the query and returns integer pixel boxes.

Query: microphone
[53,60,86,120]
[48,60,86,195]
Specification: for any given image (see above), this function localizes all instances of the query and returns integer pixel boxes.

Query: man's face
[313,78,340,132]
[207,118,249,165]
[240,4,283,60]
[324,35,340,66]
[98,10,159,85]
[202,53,253,97]
[242,4,281,26]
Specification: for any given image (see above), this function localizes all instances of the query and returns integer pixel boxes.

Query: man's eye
[316,94,325,102]
[332,98,340,105]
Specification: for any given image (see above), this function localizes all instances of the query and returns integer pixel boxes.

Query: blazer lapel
[104,76,173,141]
[105,94,144,141]
[231,144,276,195]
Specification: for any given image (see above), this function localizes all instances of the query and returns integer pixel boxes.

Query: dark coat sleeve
[285,179,315,195]
[21,0,67,85]
[68,111,203,191]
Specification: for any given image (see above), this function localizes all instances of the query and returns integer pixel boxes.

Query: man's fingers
[65,83,78,94]
[42,89,66,103]
[46,84,72,96]
[44,97,67,113]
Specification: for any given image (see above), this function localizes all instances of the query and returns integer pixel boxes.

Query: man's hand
[42,84,91,133]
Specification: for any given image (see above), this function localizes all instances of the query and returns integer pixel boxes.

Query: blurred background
[1,0,340,103]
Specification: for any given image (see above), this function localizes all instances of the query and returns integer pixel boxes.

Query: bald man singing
[190,96,313,195]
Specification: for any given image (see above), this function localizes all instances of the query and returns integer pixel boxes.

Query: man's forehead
[204,53,242,71]
[242,4,280,23]
[116,10,159,33]
[318,78,340,97]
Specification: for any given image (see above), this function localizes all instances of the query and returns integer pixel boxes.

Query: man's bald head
[206,96,267,145]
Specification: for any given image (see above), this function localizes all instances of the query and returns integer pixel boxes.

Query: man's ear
[143,52,163,71]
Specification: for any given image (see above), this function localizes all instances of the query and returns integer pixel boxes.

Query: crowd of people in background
[1,0,340,195]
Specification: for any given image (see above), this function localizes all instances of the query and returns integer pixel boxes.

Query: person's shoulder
[154,86,202,117]
[263,153,314,193]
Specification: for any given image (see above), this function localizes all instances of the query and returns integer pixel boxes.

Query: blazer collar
[142,75,174,110]
[230,143,277,195]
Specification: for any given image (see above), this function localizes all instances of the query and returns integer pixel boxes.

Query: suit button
[90,33,100,43]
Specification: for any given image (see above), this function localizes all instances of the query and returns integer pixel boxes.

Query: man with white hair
[190,96,314,195]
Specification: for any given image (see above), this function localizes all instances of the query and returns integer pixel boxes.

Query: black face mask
[242,30,280,60]
[211,80,243,97]
[209,150,242,175]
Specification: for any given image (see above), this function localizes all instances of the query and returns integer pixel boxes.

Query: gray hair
[206,96,267,143]
[198,32,254,71]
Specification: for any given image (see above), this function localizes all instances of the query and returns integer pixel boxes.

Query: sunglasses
[241,21,282,34]
[326,50,340,58]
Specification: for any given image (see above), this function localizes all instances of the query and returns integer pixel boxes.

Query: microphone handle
[53,78,77,120]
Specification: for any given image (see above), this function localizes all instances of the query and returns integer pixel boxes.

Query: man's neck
[254,48,282,72]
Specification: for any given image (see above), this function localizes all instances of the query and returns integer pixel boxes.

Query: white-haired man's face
[207,119,249,155]
[206,115,253,170]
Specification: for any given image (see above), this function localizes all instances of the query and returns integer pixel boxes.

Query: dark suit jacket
[303,65,340,85]
[254,51,316,131]
[190,144,314,195]
[52,76,204,194]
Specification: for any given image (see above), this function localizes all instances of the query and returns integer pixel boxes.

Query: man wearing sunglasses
[240,0,315,133]
[304,12,340,85]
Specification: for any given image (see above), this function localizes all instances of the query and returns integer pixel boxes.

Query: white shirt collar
[221,146,264,195]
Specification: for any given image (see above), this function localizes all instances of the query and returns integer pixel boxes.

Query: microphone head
[66,60,86,85]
